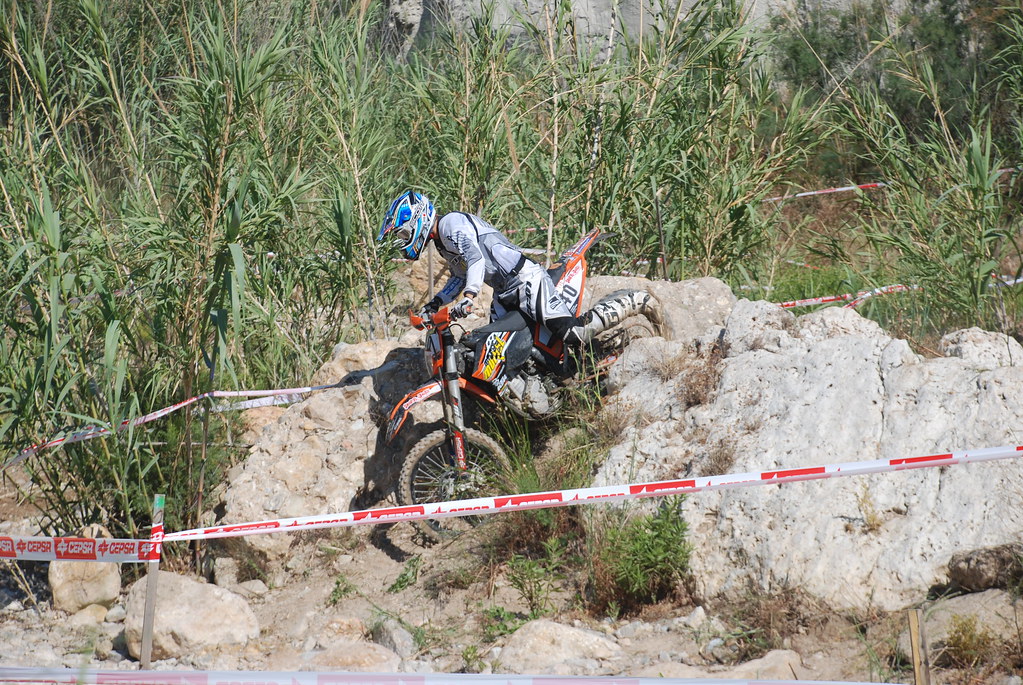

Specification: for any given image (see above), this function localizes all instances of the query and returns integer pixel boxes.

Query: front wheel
[398,428,511,543]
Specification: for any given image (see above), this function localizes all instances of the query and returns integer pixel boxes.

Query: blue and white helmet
[378,190,436,261]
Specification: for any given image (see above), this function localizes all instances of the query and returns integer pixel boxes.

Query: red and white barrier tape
[765,167,1020,204]
[776,292,858,308]
[842,283,921,308]
[210,393,306,413]
[162,444,1022,544]
[776,271,1023,309]
[765,181,888,203]
[777,283,921,309]
[0,667,897,685]
[0,536,158,563]
[5,384,339,469]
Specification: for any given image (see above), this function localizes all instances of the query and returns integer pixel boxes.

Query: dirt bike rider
[377,190,653,380]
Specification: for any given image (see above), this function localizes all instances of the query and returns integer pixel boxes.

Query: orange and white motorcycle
[386,228,665,541]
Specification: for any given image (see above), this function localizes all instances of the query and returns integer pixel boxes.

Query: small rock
[682,605,706,629]
[234,579,268,598]
[372,618,417,658]
[94,636,114,659]
[105,604,126,622]
[705,636,733,663]
[948,543,1023,592]
[213,558,240,587]
[69,603,108,627]
[49,559,121,613]
[400,659,436,673]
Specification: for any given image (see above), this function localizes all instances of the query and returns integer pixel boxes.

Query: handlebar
[409,307,453,331]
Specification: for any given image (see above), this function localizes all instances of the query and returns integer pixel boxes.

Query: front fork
[440,331,467,470]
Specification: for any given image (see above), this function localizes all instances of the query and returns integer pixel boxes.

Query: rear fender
[385,379,499,443]
[553,228,608,314]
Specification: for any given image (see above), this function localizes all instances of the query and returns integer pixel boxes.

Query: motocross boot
[564,290,657,345]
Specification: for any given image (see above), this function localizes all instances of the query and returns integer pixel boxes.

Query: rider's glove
[418,296,442,320]
[451,295,475,319]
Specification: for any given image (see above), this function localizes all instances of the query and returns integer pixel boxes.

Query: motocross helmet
[378,190,436,261]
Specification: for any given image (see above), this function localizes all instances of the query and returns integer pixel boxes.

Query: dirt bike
[385,228,667,542]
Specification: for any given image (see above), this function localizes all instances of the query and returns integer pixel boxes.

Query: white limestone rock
[48,560,121,614]
[602,299,1023,611]
[498,619,624,675]
[123,571,259,660]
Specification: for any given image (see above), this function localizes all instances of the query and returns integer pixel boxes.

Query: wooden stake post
[908,608,931,685]
[140,494,165,669]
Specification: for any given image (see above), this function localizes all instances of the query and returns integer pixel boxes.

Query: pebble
[105,604,126,622]
[234,579,269,598]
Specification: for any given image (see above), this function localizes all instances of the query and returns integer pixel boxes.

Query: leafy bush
[769,0,1014,147]
[588,497,692,615]
[507,543,565,618]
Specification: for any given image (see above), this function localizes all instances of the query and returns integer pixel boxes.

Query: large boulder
[599,299,1023,611]
[124,571,259,660]
[220,339,425,570]
[49,560,120,614]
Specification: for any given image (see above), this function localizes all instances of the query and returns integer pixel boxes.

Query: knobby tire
[398,428,511,543]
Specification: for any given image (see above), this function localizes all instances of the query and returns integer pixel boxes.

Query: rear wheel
[398,428,511,543]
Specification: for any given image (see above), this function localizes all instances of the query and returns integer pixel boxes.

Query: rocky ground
[0,506,880,679]
[1,477,1020,683]
[3,278,1023,682]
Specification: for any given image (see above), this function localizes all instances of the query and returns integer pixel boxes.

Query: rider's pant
[490,260,582,339]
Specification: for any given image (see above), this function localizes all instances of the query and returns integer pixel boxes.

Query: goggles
[385,204,415,247]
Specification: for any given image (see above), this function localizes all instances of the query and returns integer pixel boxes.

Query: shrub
[943,613,998,668]
[507,543,565,618]
[588,497,692,615]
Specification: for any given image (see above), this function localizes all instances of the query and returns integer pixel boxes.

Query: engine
[500,359,563,419]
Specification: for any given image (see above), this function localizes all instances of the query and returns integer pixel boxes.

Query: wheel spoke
[399,429,511,541]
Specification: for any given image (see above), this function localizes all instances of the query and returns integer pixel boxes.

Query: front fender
[385,379,500,444]
[386,381,443,443]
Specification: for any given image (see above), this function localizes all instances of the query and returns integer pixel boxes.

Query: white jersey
[430,212,577,329]
[433,212,527,303]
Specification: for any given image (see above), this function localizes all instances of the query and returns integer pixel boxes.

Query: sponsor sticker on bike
[474,333,507,381]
